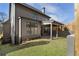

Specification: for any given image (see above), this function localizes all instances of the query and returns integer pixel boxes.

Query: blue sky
[0,3,74,24]
[0,3,9,18]
[28,3,74,24]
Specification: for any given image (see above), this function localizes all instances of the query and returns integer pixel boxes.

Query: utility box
[67,34,75,56]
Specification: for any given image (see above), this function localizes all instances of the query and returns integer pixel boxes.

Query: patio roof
[43,20,54,25]
[43,20,64,25]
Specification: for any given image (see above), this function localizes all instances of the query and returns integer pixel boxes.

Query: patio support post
[50,23,52,40]
[18,17,22,44]
[10,3,16,44]
[56,25,58,38]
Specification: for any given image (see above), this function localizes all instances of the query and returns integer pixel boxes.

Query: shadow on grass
[0,40,50,56]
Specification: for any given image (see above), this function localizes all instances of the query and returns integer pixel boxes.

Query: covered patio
[42,20,65,40]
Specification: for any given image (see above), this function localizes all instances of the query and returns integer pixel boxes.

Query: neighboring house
[0,22,3,33]
[2,3,50,44]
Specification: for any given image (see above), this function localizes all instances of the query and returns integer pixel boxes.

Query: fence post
[67,34,75,56]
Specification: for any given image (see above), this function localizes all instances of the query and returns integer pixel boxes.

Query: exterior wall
[15,4,49,21]
[15,3,48,43]
[3,20,11,43]
[3,20,10,38]
[21,18,41,42]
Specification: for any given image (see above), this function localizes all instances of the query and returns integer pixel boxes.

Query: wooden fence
[74,4,79,55]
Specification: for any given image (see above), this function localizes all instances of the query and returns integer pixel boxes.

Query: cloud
[39,3,66,23]
[39,4,59,14]
[27,3,72,24]
[27,3,43,10]
[49,14,65,23]
[49,14,58,21]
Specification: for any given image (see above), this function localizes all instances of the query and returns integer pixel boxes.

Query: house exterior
[2,3,50,44]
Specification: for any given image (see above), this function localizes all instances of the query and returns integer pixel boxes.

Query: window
[26,21,40,36]
[26,22,31,35]
[30,22,39,35]
[30,22,35,35]
[34,23,38,35]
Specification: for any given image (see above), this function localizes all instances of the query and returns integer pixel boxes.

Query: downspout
[10,3,16,44]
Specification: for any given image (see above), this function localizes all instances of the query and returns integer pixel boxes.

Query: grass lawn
[0,37,67,56]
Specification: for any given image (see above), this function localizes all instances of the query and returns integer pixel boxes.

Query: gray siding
[15,4,43,41]
[3,20,10,39]
[3,3,50,44]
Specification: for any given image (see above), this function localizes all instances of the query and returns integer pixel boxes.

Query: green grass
[0,37,67,56]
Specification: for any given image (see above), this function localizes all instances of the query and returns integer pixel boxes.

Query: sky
[0,3,74,24]
[0,3,9,18]
[28,3,74,24]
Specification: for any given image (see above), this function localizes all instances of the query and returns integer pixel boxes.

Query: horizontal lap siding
[3,20,11,43]
[21,19,41,42]
[15,4,42,42]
